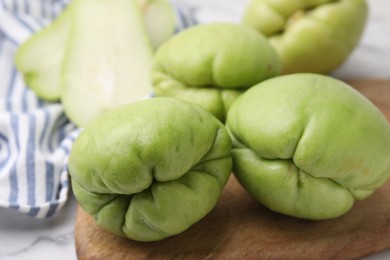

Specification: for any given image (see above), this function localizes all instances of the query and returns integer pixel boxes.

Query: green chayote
[15,0,175,102]
[226,74,390,219]
[152,22,281,122]
[69,97,232,241]
[242,0,368,74]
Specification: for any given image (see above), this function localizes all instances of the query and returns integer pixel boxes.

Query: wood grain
[75,79,390,260]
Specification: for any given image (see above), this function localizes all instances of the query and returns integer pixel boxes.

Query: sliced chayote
[15,0,176,103]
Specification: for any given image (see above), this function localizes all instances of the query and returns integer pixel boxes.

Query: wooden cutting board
[75,79,390,260]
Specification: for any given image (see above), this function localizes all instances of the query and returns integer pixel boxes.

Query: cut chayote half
[15,0,176,103]
[69,97,232,241]
[152,22,282,122]
[226,74,390,220]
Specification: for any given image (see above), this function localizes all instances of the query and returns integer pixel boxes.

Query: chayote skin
[152,23,282,122]
[242,0,368,74]
[226,74,390,220]
[69,97,232,241]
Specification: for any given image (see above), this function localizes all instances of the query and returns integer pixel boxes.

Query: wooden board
[75,79,390,260]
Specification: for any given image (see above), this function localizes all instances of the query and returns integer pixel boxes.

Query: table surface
[0,0,389,259]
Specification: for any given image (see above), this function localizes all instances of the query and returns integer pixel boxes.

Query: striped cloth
[0,0,196,218]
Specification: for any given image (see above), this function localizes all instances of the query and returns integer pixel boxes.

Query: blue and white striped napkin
[0,0,197,218]
[0,0,80,219]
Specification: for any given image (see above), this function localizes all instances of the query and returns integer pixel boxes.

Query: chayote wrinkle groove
[295,115,385,199]
[69,97,232,241]
[227,74,390,219]
[229,128,355,199]
[152,23,281,122]
[135,208,168,237]
[258,0,337,37]
[122,171,223,241]
[243,0,368,74]
[230,147,355,219]
[265,0,338,28]
[154,69,247,92]
[73,155,227,241]
[76,172,218,240]
[74,123,228,194]
[153,69,245,122]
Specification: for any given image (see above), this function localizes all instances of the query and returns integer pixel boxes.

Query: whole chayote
[226,74,390,220]
[242,0,368,74]
[152,22,281,122]
[69,97,232,241]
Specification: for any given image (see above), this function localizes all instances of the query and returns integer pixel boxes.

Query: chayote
[15,0,176,102]
[242,0,368,74]
[69,97,232,241]
[226,74,390,220]
[152,22,282,122]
